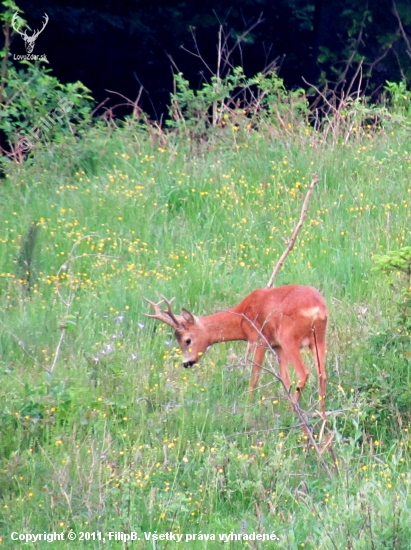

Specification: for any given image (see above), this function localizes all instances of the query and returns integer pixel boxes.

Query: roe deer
[144,285,328,416]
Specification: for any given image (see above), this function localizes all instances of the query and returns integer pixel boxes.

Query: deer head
[144,296,208,367]
[12,12,49,54]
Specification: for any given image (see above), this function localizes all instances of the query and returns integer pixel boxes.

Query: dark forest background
[4,0,411,118]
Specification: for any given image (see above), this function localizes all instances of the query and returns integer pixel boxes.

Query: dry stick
[248,174,334,477]
[49,267,74,374]
[267,173,320,288]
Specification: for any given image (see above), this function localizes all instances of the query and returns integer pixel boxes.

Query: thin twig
[50,235,98,373]
[225,424,304,438]
[39,445,72,511]
[392,1,411,58]
[267,174,320,287]
[49,327,66,374]
[0,318,46,370]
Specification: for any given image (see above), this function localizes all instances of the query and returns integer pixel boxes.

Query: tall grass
[0,111,411,548]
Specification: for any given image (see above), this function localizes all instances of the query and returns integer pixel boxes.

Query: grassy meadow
[1,108,411,548]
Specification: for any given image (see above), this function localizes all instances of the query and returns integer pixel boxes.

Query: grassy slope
[0,123,411,548]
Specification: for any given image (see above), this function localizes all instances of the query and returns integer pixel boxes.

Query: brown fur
[145,285,328,417]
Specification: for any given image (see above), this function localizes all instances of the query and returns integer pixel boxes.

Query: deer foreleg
[248,343,266,401]
[275,347,291,393]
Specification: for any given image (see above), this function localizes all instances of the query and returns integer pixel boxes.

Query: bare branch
[267,174,320,287]
[393,1,411,58]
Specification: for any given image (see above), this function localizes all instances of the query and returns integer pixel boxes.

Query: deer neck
[200,310,246,345]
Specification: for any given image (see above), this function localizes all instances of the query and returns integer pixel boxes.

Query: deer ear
[181,308,199,325]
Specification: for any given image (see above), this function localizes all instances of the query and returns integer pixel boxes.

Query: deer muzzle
[183,360,197,368]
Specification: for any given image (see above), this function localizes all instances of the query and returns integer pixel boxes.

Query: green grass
[1,120,411,549]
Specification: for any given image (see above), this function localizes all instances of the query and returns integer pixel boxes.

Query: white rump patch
[300,307,325,320]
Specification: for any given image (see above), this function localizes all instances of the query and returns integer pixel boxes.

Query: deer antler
[31,13,49,40]
[143,296,181,329]
[12,12,25,37]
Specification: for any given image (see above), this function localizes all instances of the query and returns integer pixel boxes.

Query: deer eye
[185,338,192,346]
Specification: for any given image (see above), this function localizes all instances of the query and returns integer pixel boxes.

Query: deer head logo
[12,12,49,54]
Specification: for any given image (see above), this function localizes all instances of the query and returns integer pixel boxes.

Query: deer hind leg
[248,343,266,401]
[279,339,310,407]
[309,323,327,420]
